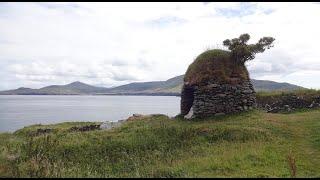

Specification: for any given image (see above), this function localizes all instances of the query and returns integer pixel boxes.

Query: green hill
[105,75,304,95]
[1,109,320,177]
[0,81,109,95]
[0,75,304,95]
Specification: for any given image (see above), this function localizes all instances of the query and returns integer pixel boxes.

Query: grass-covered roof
[184,49,250,86]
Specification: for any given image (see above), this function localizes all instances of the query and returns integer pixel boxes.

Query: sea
[0,95,180,132]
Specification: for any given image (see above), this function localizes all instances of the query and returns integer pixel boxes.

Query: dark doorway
[180,85,195,116]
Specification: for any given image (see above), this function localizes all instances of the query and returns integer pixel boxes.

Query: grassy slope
[1,109,320,178]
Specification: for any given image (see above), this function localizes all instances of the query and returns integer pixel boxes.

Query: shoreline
[0,93,181,97]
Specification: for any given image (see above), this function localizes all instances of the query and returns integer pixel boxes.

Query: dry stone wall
[181,80,256,118]
[257,94,320,113]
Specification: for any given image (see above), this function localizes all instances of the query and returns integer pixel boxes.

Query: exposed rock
[216,94,227,98]
[257,95,320,113]
[133,114,143,117]
[6,154,19,161]
[184,106,194,119]
[207,83,219,88]
[127,114,150,121]
[284,105,291,112]
[126,113,169,121]
[308,101,320,108]
[243,90,253,94]
[100,121,122,130]
[214,113,225,116]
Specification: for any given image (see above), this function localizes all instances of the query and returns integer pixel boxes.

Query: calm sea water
[0,95,180,132]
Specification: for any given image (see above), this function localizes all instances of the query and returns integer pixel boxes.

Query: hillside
[0,75,304,95]
[1,109,320,177]
[106,75,184,94]
[105,75,304,95]
[38,81,108,94]
[0,81,109,95]
[251,79,304,92]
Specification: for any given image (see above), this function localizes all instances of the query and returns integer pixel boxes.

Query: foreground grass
[1,109,320,178]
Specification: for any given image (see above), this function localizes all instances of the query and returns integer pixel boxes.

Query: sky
[0,2,320,90]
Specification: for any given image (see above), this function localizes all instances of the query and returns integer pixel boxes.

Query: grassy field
[1,109,320,178]
[256,88,320,97]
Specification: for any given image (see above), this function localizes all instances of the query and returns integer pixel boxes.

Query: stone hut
[181,49,256,119]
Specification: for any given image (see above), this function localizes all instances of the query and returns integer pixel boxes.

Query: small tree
[223,33,275,64]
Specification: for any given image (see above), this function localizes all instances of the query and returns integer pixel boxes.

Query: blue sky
[0,2,320,90]
[216,2,259,17]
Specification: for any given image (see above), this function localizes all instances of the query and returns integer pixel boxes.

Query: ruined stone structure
[180,49,256,119]
[256,93,320,113]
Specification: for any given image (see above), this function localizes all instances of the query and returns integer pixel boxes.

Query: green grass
[1,109,320,177]
[256,88,320,97]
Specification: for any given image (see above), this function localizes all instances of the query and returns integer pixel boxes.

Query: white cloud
[0,2,320,90]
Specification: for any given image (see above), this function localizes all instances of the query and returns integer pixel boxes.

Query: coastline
[0,93,181,96]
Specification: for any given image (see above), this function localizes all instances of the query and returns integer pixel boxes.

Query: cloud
[146,16,188,28]
[215,2,258,18]
[0,2,320,90]
[38,2,81,10]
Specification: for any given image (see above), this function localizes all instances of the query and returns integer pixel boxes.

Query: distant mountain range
[0,75,305,96]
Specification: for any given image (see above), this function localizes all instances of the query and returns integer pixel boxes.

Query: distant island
[0,75,304,96]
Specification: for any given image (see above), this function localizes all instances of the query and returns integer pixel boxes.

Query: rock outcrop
[100,121,124,130]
